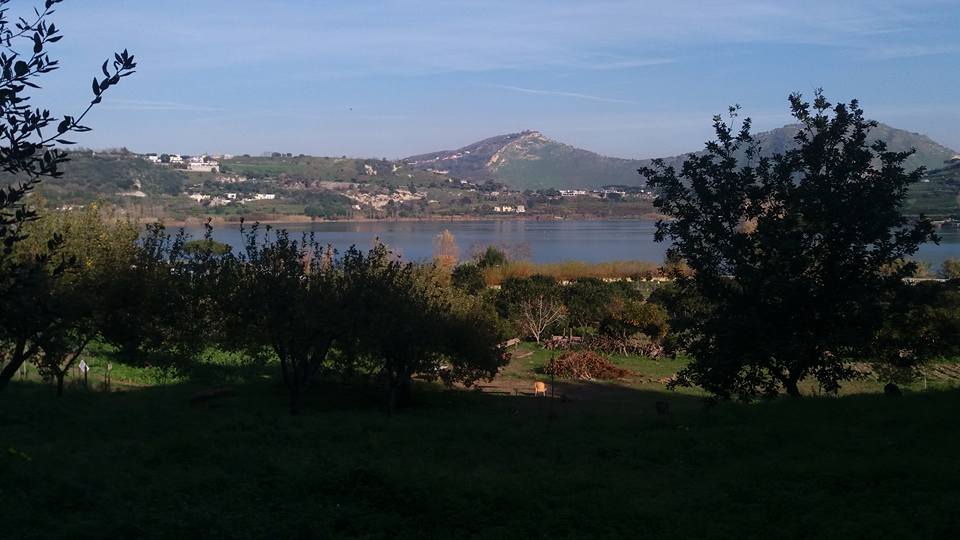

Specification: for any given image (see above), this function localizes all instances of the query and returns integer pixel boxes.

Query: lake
[182,219,960,268]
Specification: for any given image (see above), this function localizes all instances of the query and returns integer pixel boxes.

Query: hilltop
[405,130,652,189]
[404,123,958,192]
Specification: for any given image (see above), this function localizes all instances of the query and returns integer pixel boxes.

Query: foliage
[15,206,138,395]
[878,280,960,366]
[641,91,937,399]
[432,229,459,269]
[474,245,508,268]
[450,262,485,294]
[940,257,960,280]
[481,259,658,286]
[340,252,505,411]
[0,2,135,390]
[216,224,345,414]
[183,238,232,256]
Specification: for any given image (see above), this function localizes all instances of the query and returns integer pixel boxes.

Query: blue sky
[30,0,960,158]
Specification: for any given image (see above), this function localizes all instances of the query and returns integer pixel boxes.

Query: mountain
[404,123,958,191]
[906,157,960,216]
[405,130,652,189]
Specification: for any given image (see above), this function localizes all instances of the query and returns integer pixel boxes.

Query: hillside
[404,123,957,191]
[755,123,956,174]
[906,158,960,217]
[406,130,653,189]
[219,155,447,187]
[3,150,193,205]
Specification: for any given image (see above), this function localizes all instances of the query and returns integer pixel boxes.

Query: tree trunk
[783,377,802,398]
[289,382,303,415]
[0,339,29,391]
[56,372,65,397]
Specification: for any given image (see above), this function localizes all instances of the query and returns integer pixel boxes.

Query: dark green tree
[0,0,135,389]
[341,254,505,412]
[450,262,486,294]
[217,223,346,415]
[640,91,936,399]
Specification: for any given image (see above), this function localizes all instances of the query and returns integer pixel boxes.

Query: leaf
[13,60,27,76]
[54,139,74,145]
[91,77,100,96]
[33,34,41,54]
[101,59,109,77]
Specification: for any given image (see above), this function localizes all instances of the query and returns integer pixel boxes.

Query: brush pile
[543,351,632,380]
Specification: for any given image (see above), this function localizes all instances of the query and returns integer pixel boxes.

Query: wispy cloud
[487,84,639,105]
[865,44,960,60]
[102,100,225,112]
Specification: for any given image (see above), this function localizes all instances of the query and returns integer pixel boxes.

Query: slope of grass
[2,369,958,539]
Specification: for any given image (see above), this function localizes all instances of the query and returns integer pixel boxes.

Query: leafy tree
[451,262,486,294]
[183,238,232,256]
[939,258,960,280]
[599,299,669,355]
[878,280,960,367]
[18,206,138,395]
[341,253,505,412]
[217,224,346,414]
[0,1,135,390]
[495,274,559,321]
[563,278,619,331]
[641,91,936,399]
[474,245,507,268]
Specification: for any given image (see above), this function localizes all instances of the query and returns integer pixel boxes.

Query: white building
[145,155,161,164]
[515,205,526,213]
[253,193,276,200]
[169,154,183,164]
[187,161,220,173]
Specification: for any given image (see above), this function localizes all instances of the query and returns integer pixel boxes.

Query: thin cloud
[102,100,225,112]
[488,84,639,105]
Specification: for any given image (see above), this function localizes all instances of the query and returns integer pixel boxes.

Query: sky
[28,0,960,159]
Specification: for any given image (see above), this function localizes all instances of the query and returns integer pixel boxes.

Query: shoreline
[138,213,671,228]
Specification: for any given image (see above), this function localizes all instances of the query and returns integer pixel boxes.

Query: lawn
[2,354,959,539]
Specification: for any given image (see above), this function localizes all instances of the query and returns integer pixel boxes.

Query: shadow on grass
[3,375,960,539]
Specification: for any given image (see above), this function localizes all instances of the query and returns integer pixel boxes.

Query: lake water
[182,219,960,268]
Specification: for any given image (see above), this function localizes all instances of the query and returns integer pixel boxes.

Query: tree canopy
[641,91,937,399]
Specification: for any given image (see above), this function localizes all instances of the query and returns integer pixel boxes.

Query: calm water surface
[183,220,960,267]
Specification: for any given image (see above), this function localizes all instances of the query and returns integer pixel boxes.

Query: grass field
[3,346,960,539]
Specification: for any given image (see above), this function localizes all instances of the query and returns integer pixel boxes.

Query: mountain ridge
[404,123,958,190]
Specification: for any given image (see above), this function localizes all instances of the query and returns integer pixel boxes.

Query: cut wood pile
[543,351,633,380]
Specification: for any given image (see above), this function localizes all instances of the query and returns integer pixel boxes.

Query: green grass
[3,350,959,539]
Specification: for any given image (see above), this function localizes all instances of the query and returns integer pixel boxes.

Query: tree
[939,258,960,280]
[0,1,135,390]
[432,229,459,269]
[517,295,566,343]
[640,91,936,399]
[18,206,138,395]
[218,224,346,415]
[474,245,507,268]
[563,278,619,331]
[599,299,669,356]
[341,252,505,412]
[451,263,486,294]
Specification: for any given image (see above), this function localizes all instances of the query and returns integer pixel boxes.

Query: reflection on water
[181,220,960,267]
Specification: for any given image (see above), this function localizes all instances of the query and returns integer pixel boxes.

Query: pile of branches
[543,335,583,350]
[586,335,665,358]
[543,351,633,380]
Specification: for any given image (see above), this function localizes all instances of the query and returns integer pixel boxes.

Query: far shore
[135,213,671,228]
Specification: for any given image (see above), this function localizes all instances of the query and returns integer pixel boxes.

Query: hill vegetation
[404,123,958,200]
